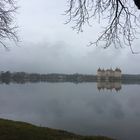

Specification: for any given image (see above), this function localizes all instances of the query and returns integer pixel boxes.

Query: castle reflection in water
[97,68,122,91]
[97,81,122,91]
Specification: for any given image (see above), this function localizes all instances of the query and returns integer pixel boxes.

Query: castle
[97,68,121,81]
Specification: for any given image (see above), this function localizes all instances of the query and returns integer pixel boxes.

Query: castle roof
[115,68,121,72]
[97,68,101,71]
[106,69,113,72]
[97,68,121,72]
[102,69,105,72]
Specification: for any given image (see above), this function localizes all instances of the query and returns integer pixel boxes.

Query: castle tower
[114,68,121,79]
[97,68,101,80]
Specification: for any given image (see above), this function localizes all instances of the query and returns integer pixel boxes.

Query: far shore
[0,71,140,84]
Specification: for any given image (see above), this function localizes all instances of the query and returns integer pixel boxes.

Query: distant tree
[1,71,11,84]
[0,0,18,49]
[65,0,140,53]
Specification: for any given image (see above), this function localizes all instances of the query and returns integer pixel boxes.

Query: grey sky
[0,0,140,74]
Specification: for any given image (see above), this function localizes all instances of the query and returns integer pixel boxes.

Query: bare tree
[65,0,140,53]
[0,0,18,49]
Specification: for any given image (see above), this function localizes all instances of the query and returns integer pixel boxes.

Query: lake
[0,82,140,140]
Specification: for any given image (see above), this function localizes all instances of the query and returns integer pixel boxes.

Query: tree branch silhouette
[65,0,140,53]
[0,0,18,49]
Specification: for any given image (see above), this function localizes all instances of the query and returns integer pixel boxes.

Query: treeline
[121,74,140,84]
[1,71,140,85]
[0,71,97,84]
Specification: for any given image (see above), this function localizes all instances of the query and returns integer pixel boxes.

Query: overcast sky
[0,0,140,74]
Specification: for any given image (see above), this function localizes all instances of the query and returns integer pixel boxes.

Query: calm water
[0,82,140,140]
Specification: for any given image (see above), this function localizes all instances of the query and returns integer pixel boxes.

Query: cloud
[0,0,140,74]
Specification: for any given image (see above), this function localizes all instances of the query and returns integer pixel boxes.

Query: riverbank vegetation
[0,118,114,140]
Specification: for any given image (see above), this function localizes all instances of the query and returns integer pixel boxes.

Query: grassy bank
[0,118,115,140]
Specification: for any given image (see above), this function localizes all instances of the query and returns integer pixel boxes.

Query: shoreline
[0,118,115,140]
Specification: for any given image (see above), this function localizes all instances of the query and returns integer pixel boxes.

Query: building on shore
[97,68,121,81]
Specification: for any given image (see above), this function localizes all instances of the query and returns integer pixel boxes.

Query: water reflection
[97,80,122,91]
[0,83,140,140]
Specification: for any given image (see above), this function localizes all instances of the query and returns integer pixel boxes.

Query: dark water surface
[0,82,140,140]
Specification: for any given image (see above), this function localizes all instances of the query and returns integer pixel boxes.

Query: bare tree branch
[65,0,140,53]
[0,0,18,49]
